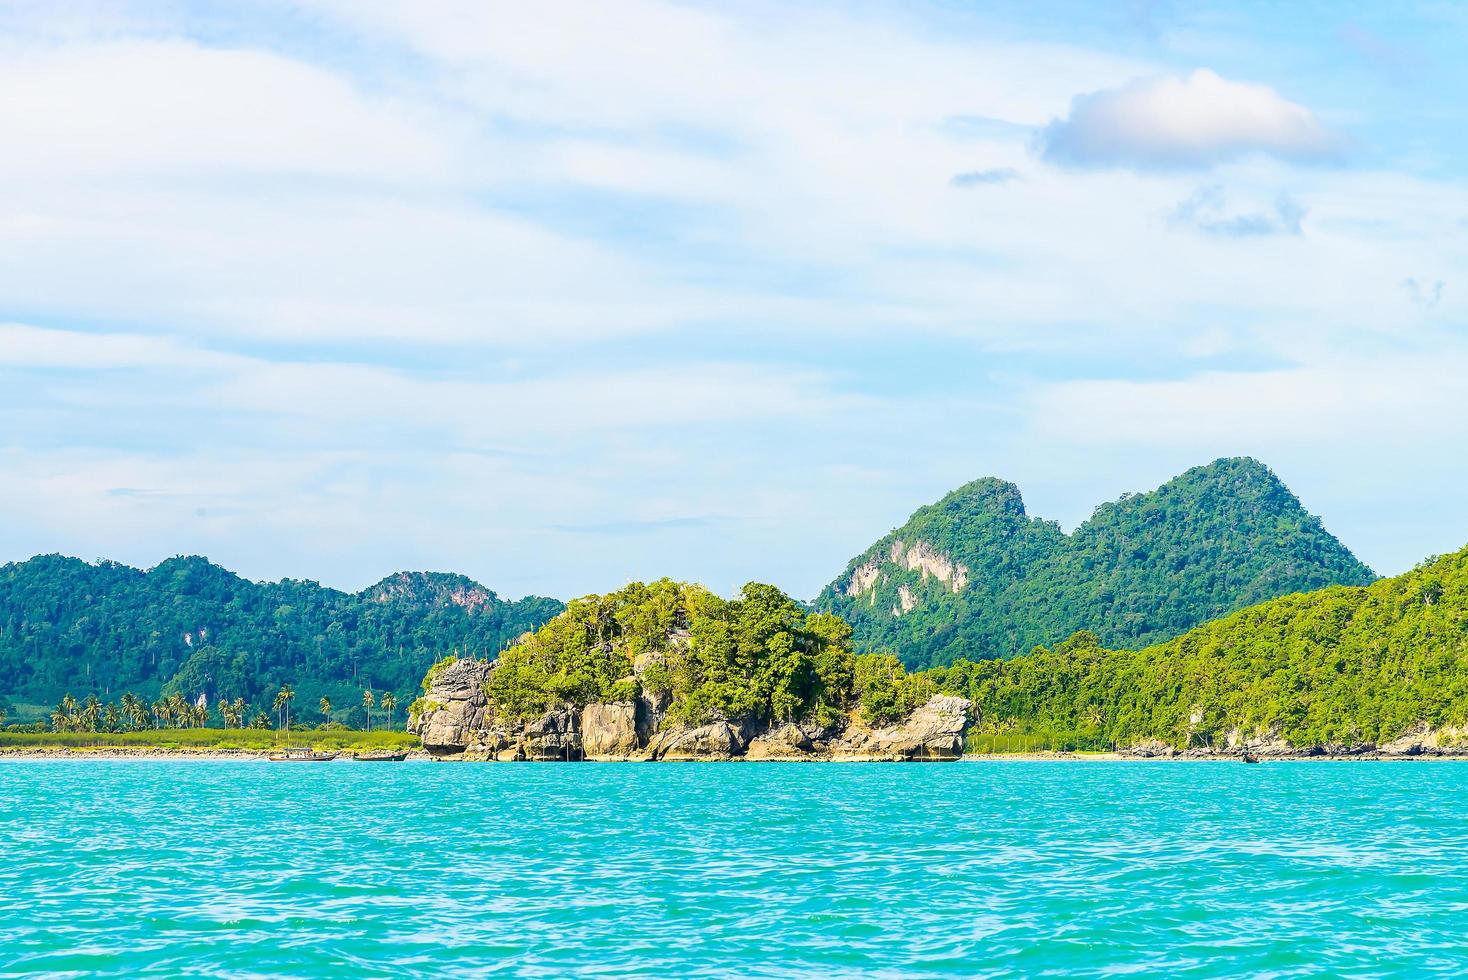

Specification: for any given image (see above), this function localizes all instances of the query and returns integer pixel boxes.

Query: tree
[250,711,270,729]
[0,705,7,728]
[82,695,102,733]
[381,692,396,729]
[104,701,119,732]
[319,696,332,725]
[362,689,375,731]
[61,693,79,731]
[273,685,295,732]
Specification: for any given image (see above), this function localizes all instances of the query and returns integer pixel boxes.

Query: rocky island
[409,579,970,761]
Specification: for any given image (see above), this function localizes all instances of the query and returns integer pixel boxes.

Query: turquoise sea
[3,760,1467,977]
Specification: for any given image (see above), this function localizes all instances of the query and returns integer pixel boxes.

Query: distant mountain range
[0,457,1383,722]
[816,458,1376,668]
[0,555,562,722]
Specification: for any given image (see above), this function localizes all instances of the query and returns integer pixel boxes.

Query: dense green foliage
[0,555,561,726]
[819,458,1375,668]
[927,545,1468,750]
[477,579,932,728]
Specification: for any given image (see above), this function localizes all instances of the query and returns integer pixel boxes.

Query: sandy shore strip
[0,747,433,761]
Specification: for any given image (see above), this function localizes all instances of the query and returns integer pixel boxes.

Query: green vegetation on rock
[818,457,1375,668]
[476,578,933,729]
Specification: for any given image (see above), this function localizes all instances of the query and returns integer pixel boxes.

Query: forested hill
[0,555,562,723]
[818,458,1376,669]
[928,543,1468,751]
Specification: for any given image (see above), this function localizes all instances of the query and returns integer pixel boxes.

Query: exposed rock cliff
[410,657,972,762]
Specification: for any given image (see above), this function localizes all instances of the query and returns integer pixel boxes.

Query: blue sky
[0,0,1465,600]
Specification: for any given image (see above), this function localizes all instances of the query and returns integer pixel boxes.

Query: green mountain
[927,542,1468,751]
[0,554,562,724]
[817,458,1376,668]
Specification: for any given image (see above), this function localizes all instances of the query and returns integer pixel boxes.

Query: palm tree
[167,693,188,729]
[50,702,68,733]
[273,685,295,732]
[362,689,375,732]
[381,692,396,730]
[219,697,242,729]
[61,694,79,731]
[319,696,332,726]
[151,698,168,729]
[104,702,119,733]
[250,711,270,729]
[82,695,102,733]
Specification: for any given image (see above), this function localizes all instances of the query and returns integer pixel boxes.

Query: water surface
[2,759,1466,977]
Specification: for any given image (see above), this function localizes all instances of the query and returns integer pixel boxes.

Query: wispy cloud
[950,168,1021,187]
[1400,277,1444,308]
[1169,186,1306,237]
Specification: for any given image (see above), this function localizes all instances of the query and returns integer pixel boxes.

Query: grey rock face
[413,657,973,762]
[646,721,744,760]
[581,702,639,758]
[829,694,971,760]
[408,658,494,755]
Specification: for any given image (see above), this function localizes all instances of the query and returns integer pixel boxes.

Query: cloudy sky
[1,1,1465,600]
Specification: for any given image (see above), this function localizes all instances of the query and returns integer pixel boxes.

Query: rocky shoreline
[409,657,972,762]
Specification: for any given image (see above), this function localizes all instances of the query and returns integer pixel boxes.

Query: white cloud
[1039,69,1340,170]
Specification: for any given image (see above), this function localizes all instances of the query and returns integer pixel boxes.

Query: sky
[0,0,1465,601]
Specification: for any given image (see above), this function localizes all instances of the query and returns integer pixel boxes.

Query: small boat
[1241,751,1261,764]
[268,746,340,762]
[353,751,409,762]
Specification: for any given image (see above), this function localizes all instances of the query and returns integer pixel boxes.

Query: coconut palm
[82,695,102,733]
[273,685,295,732]
[151,698,167,729]
[167,693,188,729]
[61,694,79,731]
[319,696,332,725]
[250,711,270,729]
[231,697,246,729]
[50,702,68,733]
[104,702,119,732]
[362,689,375,731]
[381,692,396,730]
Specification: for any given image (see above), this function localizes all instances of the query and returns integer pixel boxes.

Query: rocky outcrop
[581,702,638,759]
[413,657,974,762]
[744,722,818,760]
[829,694,970,760]
[890,539,968,594]
[646,721,745,760]
[408,658,494,753]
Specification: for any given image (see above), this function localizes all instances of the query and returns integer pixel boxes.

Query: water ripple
[3,760,1468,976]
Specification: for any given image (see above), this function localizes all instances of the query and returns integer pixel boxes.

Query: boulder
[831,694,971,760]
[523,708,581,761]
[408,658,494,755]
[582,702,639,758]
[647,721,744,760]
[745,722,816,760]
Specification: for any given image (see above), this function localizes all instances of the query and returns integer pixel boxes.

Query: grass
[964,731,1111,754]
[0,727,419,752]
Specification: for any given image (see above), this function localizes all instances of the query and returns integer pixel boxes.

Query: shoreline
[0,747,432,761]
[4,746,1466,762]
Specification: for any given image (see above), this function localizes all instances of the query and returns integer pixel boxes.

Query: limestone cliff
[409,657,971,762]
